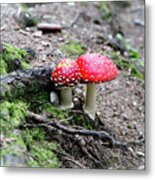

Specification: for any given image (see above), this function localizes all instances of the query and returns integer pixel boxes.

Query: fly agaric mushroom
[76,53,118,120]
[51,58,80,109]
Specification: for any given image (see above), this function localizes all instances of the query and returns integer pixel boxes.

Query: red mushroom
[51,58,80,109]
[76,53,118,119]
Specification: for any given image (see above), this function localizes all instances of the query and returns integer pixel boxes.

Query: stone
[50,91,59,106]
[37,23,62,33]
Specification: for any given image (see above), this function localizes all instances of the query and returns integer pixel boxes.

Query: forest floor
[0,1,145,169]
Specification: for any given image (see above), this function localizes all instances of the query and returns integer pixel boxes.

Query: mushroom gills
[84,83,96,120]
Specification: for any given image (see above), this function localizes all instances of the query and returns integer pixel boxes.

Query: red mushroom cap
[76,53,118,83]
[51,58,81,87]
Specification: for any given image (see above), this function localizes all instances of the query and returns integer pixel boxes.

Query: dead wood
[0,66,54,97]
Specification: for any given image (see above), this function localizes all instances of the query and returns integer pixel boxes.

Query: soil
[1,1,145,169]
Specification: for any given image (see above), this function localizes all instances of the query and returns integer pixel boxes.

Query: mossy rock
[0,100,28,134]
[1,133,28,167]
[0,43,30,75]
[21,128,60,168]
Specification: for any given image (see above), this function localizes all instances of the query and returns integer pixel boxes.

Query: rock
[134,19,144,27]
[50,91,59,106]
[132,101,137,106]
[67,2,75,6]
[23,47,36,59]
[19,29,29,36]
[0,25,6,31]
[1,138,28,167]
[14,8,38,28]
[138,165,145,170]
[37,23,62,33]
[136,151,145,157]
[33,30,42,37]
[41,41,50,47]
[42,14,52,20]
[1,153,27,167]
[13,58,22,70]
[58,37,64,42]
[75,87,83,95]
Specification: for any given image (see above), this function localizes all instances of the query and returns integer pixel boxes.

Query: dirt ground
[1,1,145,169]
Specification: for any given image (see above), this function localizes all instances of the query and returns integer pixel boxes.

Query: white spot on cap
[66,78,70,82]
[90,75,94,78]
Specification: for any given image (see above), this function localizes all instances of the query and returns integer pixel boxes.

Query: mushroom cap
[51,58,81,87]
[76,53,118,83]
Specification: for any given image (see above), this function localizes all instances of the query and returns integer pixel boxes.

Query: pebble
[132,101,137,106]
[33,30,42,37]
[67,2,75,6]
[73,97,78,102]
[50,91,59,106]
[58,37,64,42]
[42,14,52,20]
[41,41,50,47]
[134,19,144,27]
[138,165,145,170]
[96,111,101,116]
[75,87,83,95]
[19,29,29,36]
[136,151,145,157]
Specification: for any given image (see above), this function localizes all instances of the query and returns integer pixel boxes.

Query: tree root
[27,111,143,151]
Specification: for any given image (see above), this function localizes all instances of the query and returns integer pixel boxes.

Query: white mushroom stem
[84,83,96,120]
[60,87,73,110]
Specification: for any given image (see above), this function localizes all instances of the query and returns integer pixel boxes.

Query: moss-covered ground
[0,44,62,167]
[0,43,30,75]
[61,40,86,58]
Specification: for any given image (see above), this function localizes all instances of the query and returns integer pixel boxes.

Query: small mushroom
[51,58,80,109]
[76,53,118,120]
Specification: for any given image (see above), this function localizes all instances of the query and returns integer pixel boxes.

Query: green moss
[27,142,60,168]
[0,43,30,75]
[21,128,60,168]
[1,134,27,167]
[0,100,28,134]
[61,40,86,58]
[1,135,27,157]
[71,113,95,130]
[0,59,7,75]
[17,87,69,119]
[96,2,112,21]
